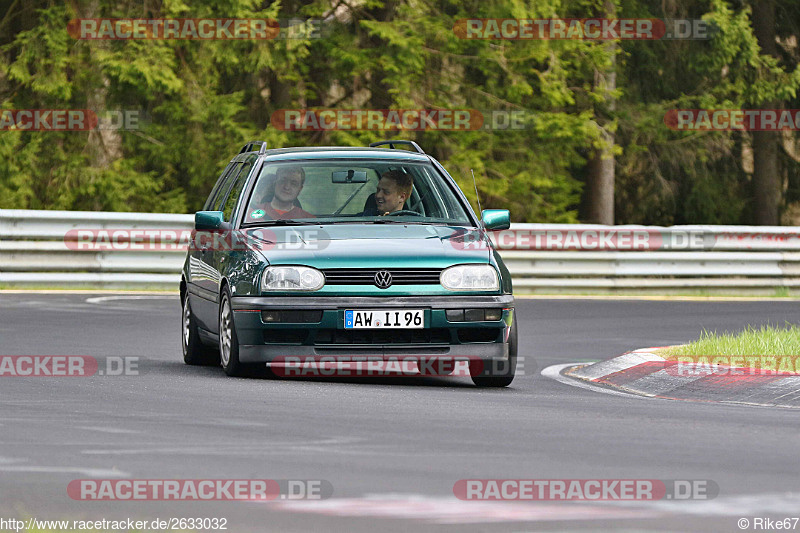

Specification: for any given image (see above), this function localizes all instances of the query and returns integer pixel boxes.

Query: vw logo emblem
[374,270,392,289]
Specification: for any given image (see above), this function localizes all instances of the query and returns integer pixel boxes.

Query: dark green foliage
[0,0,798,223]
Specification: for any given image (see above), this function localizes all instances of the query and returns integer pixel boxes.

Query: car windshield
[240,160,474,226]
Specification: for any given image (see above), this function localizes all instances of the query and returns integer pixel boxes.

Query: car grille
[322,268,442,285]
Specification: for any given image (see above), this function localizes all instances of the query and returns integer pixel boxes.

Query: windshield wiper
[311,219,368,224]
[246,219,319,227]
[290,218,444,226]
[367,218,426,224]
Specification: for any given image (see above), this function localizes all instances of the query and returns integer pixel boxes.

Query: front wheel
[219,288,245,376]
[470,320,517,387]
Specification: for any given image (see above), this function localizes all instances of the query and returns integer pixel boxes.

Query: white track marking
[82,437,364,456]
[76,426,139,434]
[541,364,650,400]
[0,466,130,477]
[85,295,174,304]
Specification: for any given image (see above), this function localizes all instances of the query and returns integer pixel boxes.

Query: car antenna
[470,169,484,228]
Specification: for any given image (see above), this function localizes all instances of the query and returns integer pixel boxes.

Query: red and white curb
[544,348,800,408]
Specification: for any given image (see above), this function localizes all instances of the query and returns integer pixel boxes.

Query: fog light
[484,309,503,321]
[262,311,281,322]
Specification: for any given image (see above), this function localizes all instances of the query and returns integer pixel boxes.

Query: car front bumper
[231,294,514,363]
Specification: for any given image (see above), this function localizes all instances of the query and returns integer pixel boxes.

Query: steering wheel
[385,210,422,216]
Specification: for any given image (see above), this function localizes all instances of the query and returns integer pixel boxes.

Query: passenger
[259,166,314,219]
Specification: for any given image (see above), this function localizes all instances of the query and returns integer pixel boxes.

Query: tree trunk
[752,0,781,225]
[586,128,615,225]
[82,1,122,178]
[584,0,617,225]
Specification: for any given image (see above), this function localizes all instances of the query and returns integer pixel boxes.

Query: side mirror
[195,211,224,230]
[481,209,510,230]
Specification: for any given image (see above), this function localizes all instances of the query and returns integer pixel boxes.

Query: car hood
[244,224,491,268]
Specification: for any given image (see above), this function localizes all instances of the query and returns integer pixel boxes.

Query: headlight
[262,266,325,291]
[440,264,499,291]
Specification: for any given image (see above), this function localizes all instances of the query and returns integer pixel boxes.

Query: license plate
[344,309,424,329]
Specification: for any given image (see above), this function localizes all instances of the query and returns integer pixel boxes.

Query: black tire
[470,320,517,387]
[219,288,245,377]
[182,295,217,366]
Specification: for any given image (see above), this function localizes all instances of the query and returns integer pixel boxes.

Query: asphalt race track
[0,294,798,532]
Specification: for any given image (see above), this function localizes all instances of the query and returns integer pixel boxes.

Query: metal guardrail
[0,210,192,287]
[492,224,800,290]
[1,209,799,292]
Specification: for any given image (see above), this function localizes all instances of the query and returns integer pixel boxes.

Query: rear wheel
[182,295,217,366]
[470,320,517,387]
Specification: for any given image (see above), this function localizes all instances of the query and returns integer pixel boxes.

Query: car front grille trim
[322,268,442,285]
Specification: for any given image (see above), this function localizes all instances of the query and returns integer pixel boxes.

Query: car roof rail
[239,141,269,155]
[369,140,425,154]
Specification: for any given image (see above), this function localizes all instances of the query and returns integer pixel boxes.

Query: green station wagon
[180,140,517,386]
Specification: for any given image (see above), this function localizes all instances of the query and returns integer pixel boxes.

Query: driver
[365,170,414,216]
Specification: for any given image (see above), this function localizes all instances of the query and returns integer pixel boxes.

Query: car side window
[415,166,461,219]
[222,161,253,222]
[204,163,239,211]
[203,163,234,211]
[210,163,242,212]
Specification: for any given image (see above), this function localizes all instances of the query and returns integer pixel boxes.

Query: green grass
[658,323,800,359]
